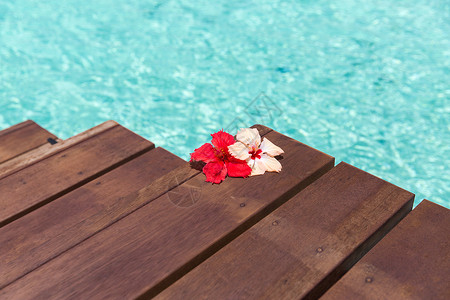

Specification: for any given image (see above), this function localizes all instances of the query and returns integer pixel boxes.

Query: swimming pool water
[0,0,449,208]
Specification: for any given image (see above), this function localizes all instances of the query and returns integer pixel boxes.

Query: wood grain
[0,120,57,164]
[0,147,192,289]
[0,127,334,300]
[0,120,117,180]
[321,200,449,300]
[156,162,414,300]
[0,124,154,228]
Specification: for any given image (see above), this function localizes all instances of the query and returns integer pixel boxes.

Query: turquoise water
[0,0,449,208]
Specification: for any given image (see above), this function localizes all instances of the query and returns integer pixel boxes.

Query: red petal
[226,161,252,178]
[203,162,227,184]
[211,130,235,152]
[190,143,217,163]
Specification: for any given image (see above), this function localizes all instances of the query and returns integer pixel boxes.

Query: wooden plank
[0,120,117,180]
[156,162,414,300]
[0,147,193,289]
[0,127,335,300]
[321,200,450,300]
[0,124,154,228]
[0,120,57,164]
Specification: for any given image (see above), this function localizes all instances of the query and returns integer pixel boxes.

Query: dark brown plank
[321,200,450,300]
[0,127,334,299]
[0,120,57,164]
[0,120,116,180]
[156,162,414,300]
[0,147,192,289]
[0,124,154,228]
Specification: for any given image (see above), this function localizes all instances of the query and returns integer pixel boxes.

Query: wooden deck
[0,120,448,299]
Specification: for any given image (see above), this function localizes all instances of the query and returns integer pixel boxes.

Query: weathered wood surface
[0,120,57,164]
[321,200,449,300]
[0,126,334,300]
[0,147,191,289]
[0,120,117,180]
[0,124,154,228]
[156,162,414,300]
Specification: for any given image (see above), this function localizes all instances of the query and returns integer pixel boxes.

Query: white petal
[228,142,251,160]
[246,158,256,170]
[259,138,284,157]
[250,158,266,176]
[260,154,282,172]
[248,154,282,176]
[236,128,261,148]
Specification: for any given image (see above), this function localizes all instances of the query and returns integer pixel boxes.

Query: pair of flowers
[190,128,284,184]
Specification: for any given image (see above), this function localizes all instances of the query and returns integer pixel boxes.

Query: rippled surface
[0,0,449,208]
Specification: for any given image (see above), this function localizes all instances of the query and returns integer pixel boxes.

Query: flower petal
[259,138,284,157]
[260,153,282,172]
[249,158,266,176]
[203,162,227,184]
[226,160,252,178]
[228,142,251,161]
[249,154,282,176]
[236,128,261,148]
[190,143,217,163]
[211,130,235,151]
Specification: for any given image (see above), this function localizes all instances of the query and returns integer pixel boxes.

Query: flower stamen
[249,148,262,160]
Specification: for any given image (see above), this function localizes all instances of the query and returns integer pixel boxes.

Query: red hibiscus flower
[190,130,252,183]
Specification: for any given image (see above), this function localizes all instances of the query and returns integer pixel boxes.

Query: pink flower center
[249,148,262,160]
